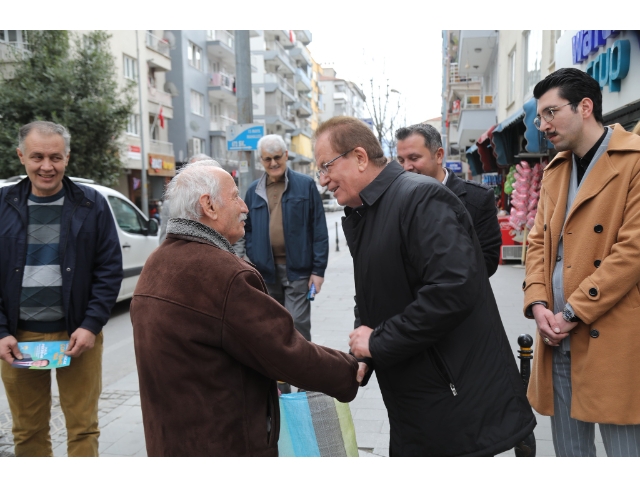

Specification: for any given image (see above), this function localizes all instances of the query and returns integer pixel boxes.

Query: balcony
[209,114,238,133]
[293,98,312,118]
[263,72,296,102]
[295,30,312,46]
[149,139,174,156]
[458,31,498,78]
[0,41,31,63]
[334,91,348,102]
[145,32,171,71]
[294,67,312,93]
[261,41,295,75]
[208,72,236,103]
[147,86,173,117]
[287,41,312,67]
[457,108,496,148]
[206,30,235,65]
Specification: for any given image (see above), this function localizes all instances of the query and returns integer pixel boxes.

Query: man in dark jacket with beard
[314,116,535,456]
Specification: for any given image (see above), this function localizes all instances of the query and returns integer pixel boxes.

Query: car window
[108,196,146,235]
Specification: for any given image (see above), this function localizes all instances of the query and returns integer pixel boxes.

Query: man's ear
[354,147,369,172]
[16,147,25,166]
[581,98,594,120]
[199,194,218,221]
[435,147,445,165]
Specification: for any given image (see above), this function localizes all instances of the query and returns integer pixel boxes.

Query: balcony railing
[210,115,238,132]
[209,71,235,91]
[147,86,172,107]
[449,63,481,83]
[146,32,170,58]
[0,41,31,61]
[207,30,234,49]
[149,139,174,156]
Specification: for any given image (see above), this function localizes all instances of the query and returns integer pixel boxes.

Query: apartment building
[251,30,316,175]
[103,30,175,209]
[442,30,559,179]
[318,67,367,122]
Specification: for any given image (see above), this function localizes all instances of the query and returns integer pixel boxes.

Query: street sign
[226,124,264,151]
[445,161,462,173]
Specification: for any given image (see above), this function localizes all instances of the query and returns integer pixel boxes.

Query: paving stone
[354,408,389,421]
[353,419,384,433]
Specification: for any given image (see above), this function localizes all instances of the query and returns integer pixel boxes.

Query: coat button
[589,287,598,297]
[66,268,71,272]
[590,329,600,338]
[594,224,603,233]
[15,268,20,273]
[556,255,562,262]
[594,260,601,268]
[13,198,18,201]
[544,224,547,231]
[522,281,526,290]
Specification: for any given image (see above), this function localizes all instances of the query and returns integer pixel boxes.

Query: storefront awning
[522,97,549,154]
[466,144,483,176]
[477,125,498,173]
[491,109,525,167]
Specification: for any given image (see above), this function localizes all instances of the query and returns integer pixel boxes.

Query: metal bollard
[514,333,536,457]
[335,221,340,252]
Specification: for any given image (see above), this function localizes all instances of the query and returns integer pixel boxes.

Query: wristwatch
[562,305,580,323]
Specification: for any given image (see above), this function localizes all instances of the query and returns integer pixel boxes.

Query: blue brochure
[11,341,71,369]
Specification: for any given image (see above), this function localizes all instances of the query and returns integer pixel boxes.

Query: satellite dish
[164,81,179,97]
[163,31,176,49]
[190,121,200,131]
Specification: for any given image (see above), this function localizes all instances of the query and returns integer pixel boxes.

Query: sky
[309,29,444,126]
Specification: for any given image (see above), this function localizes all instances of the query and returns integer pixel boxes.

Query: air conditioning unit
[466,95,481,106]
[502,245,526,261]
[484,95,494,105]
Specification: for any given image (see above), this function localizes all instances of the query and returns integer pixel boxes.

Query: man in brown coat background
[524,68,640,456]
[130,161,360,456]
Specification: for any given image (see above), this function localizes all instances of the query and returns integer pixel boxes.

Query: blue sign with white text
[445,161,462,173]
[226,124,265,151]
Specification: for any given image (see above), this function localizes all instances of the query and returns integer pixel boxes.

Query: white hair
[164,160,223,221]
[257,134,287,156]
[188,153,220,165]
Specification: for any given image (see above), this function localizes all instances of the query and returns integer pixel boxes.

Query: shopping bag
[278,391,359,457]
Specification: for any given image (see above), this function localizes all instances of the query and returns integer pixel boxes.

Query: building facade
[318,67,367,122]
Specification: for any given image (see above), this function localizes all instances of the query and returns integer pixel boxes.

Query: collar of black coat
[358,160,404,208]
[6,175,88,206]
[166,218,237,256]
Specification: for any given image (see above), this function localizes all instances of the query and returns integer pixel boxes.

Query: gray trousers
[551,347,640,456]
[266,264,311,341]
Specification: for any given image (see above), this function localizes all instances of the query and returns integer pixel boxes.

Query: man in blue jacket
[0,121,123,456]
[244,135,328,343]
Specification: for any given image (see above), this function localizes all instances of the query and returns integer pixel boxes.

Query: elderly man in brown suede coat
[131,161,360,457]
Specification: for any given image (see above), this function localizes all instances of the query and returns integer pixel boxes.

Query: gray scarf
[166,218,237,256]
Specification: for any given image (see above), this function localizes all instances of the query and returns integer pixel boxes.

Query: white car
[323,196,344,212]
[0,176,159,302]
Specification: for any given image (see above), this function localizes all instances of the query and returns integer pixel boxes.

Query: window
[187,42,202,70]
[126,114,140,135]
[190,90,204,116]
[523,30,542,97]
[108,196,147,235]
[123,55,137,81]
[507,48,516,105]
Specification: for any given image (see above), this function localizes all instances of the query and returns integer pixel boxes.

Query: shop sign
[572,31,630,92]
[148,153,176,176]
[226,124,264,151]
[128,145,141,160]
[445,161,462,173]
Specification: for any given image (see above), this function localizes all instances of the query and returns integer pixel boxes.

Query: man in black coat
[314,116,535,456]
[396,123,502,277]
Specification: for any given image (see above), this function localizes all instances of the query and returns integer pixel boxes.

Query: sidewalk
[0,215,605,456]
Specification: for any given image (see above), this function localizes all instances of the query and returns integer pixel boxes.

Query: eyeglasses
[316,148,355,178]
[534,102,573,129]
[261,154,285,164]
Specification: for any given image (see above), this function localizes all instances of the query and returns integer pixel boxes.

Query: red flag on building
[289,30,295,43]
[158,107,165,129]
